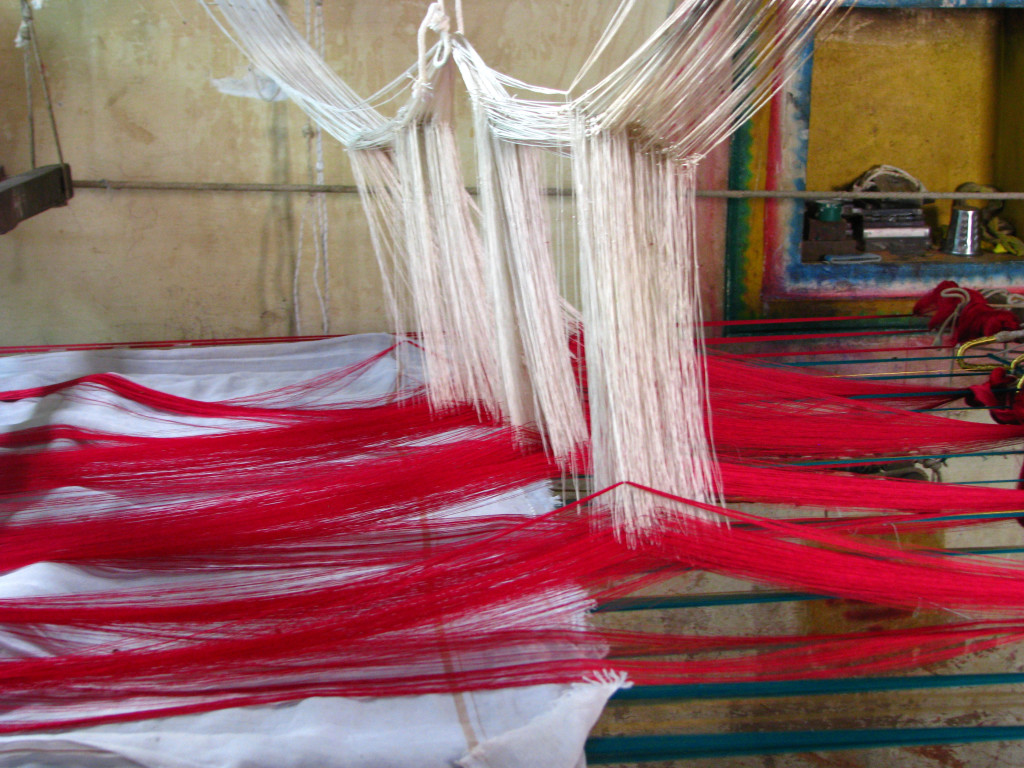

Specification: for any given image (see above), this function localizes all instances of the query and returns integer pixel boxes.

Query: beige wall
[0,0,728,346]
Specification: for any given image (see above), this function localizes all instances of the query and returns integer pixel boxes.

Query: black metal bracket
[0,163,73,235]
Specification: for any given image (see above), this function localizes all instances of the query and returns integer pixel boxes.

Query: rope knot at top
[415,1,453,95]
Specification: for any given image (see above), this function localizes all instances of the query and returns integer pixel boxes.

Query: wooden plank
[0,164,73,235]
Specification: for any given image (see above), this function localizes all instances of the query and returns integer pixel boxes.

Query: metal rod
[698,190,1024,201]
[597,591,825,612]
[586,725,1024,763]
[25,2,65,175]
[613,671,1024,703]
[21,0,35,170]
[74,180,364,194]
[72,179,1024,200]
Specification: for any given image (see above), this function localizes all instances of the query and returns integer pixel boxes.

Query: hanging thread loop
[416,1,451,94]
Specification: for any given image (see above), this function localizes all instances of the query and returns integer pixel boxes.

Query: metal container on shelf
[943,206,981,257]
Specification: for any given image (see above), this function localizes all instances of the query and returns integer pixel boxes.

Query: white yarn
[576,0,842,158]
[14,22,30,49]
[416,2,451,95]
[202,0,842,537]
[349,147,410,337]
[210,67,288,101]
[293,197,306,333]
[289,0,331,335]
[350,56,503,417]
[201,0,841,157]
[573,131,721,540]
[453,0,465,35]
[199,0,395,147]
[15,0,33,50]
[454,37,587,463]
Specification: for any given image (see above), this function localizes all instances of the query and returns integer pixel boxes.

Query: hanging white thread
[293,199,306,334]
[288,0,332,335]
[204,0,845,537]
[416,2,451,96]
[454,0,464,35]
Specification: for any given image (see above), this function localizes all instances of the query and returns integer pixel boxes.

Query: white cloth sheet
[0,334,619,767]
[0,335,424,437]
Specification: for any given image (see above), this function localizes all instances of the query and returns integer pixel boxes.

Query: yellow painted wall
[0,0,728,346]
[807,8,1001,225]
[997,11,1024,232]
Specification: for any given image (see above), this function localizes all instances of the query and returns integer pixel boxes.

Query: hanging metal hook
[955,329,1024,372]
[954,336,1001,372]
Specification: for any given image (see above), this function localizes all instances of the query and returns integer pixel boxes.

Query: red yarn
[4,332,1024,734]
[962,368,1024,518]
[0,432,557,570]
[1,494,1024,732]
[707,352,961,408]
[0,401,499,496]
[718,459,1024,519]
[914,280,1020,342]
[709,377,1022,462]
[966,368,1024,425]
